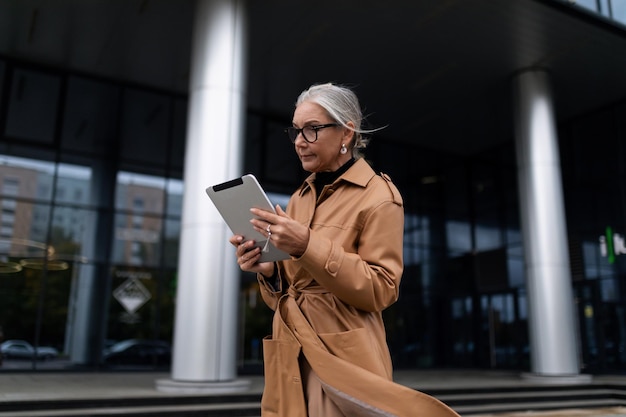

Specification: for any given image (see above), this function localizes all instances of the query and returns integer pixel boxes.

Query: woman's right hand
[229,235,275,276]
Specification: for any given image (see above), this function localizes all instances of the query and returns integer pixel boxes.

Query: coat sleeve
[294,199,404,312]
[257,264,285,311]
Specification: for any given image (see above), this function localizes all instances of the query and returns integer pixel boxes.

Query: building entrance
[575,280,626,372]
[446,290,528,370]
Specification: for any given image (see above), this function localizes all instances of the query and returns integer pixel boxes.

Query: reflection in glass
[49,206,96,261]
[0,238,75,369]
[446,220,472,253]
[0,155,56,202]
[403,213,426,266]
[614,0,626,24]
[112,213,163,267]
[572,0,600,13]
[506,251,524,288]
[163,218,180,268]
[166,179,183,217]
[116,172,166,214]
[475,222,502,251]
[113,172,165,267]
[54,164,92,205]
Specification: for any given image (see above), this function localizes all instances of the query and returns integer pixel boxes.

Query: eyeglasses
[284,123,339,143]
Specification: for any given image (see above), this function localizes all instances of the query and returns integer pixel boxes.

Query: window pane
[163,179,181,262]
[61,77,120,155]
[0,260,71,366]
[404,213,426,266]
[507,251,524,288]
[573,0,599,13]
[0,155,56,202]
[599,0,611,18]
[170,99,187,170]
[113,172,165,267]
[5,69,60,143]
[55,163,92,206]
[111,213,162,267]
[49,206,96,261]
[0,60,5,114]
[115,172,165,214]
[164,218,180,268]
[475,212,503,251]
[446,220,472,253]
[107,267,161,347]
[119,89,170,165]
[0,217,48,260]
[613,0,626,25]
[166,179,183,217]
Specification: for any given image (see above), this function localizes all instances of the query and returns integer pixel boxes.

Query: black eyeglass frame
[284,123,339,143]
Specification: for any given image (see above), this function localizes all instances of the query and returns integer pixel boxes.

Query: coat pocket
[318,327,390,377]
[261,336,305,417]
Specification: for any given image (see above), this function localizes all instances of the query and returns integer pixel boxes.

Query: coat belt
[287,285,329,299]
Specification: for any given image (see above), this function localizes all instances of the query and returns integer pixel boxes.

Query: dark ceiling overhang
[1,0,625,156]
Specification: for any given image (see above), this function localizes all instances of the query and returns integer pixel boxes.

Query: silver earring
[340,144,348,154]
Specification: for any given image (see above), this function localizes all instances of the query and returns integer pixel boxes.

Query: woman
[230,83,458,417]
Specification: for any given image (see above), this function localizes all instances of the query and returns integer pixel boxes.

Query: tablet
[206,174,290,263]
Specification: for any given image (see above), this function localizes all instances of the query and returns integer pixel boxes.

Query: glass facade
[568,0,626,26]
[0,53,625,375]
[0,61,185,370]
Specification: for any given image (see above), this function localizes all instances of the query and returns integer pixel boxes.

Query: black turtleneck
[313,158,356,192]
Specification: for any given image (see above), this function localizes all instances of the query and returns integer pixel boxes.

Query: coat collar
[298,158,375,197]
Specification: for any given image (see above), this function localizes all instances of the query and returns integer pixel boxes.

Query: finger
[251,222,268,236]
[250,207,279,223]
[236,240,254,256]
[239,248,260,265]
[275,205,287,216]
[229,235,243,247]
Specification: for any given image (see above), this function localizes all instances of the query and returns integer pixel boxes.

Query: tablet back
[206,174,290,262]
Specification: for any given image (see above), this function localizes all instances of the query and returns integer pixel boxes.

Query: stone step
[0,383,625,416]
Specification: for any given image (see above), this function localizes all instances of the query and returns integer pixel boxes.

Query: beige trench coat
[257,159,460,417]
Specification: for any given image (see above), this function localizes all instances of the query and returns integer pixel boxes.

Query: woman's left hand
[250,205,310,257]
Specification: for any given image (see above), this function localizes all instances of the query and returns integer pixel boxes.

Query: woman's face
[292,101,354,173]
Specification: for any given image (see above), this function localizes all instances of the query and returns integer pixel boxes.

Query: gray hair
[296,83,383,159]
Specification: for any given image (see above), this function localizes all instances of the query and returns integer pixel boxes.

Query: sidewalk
[472,409,626,417]
[0,369,625,416]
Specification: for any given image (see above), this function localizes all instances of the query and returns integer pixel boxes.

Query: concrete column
[156,0,249,393]
[512,69,587,380]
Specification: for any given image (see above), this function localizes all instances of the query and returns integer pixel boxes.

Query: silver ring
[266,224,271,234]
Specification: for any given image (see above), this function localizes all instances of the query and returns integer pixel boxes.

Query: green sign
[599,226,626,264]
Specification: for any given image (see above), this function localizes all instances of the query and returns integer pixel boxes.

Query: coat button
[327,261,339,273]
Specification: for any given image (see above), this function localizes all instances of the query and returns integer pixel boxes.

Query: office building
[0,0,624,385]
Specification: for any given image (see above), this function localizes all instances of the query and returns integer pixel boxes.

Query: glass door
[446,290,527,369]
[574,280,626,372]
[481,291,527,369]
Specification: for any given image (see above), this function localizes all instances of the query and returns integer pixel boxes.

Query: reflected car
[102,339,171,366]
[0,340,59,360]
